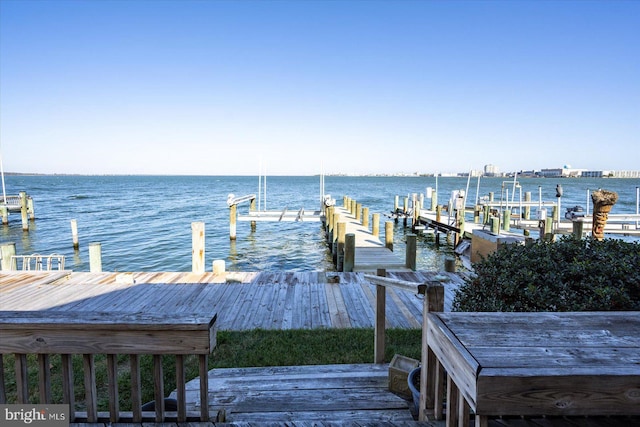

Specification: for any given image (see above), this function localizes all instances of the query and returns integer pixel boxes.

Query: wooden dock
[0,270,462,329]
[329,205,410,272]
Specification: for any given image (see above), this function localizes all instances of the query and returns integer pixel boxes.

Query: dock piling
[1,206,7,225]
[212,260,225,275]
[71,219,79,249]
[191,222,205,273]
[372,213,380,237]
[362,207,369,228]
[20,192,28,231]
[344,233,355,272]
[406,233,417,271]
[336,222,346,271]
[89,242,102,273]
[1,242,16,270]
[385,221,393,251]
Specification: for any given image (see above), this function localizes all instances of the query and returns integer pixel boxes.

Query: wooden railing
[11,254,66,271]
[0,311,217,423]
[365,270,445,422]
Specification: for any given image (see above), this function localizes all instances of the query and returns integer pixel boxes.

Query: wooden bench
[0,310,217,423]
[423,311,640,426]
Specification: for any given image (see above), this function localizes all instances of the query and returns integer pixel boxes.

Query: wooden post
[372,213,380,237]
[355,202,361,222]
[435,205,441,222]
[362,207,369,228]
[1,205,8,225]
[1,242,16,271]
[572,219,584,239]
[483,205,490,225]
[229,204,237,240]
[406,233,417,271]
[474,205,481,223]
[419,282,444,421]
[502,209,511,231]
[490,216,500,234]
[191,222,205,273]
[351,199,357,216]
[374,268,386,364]
[326,206,334,235]
[455,205,464,246]
[336,222,346,271]
[27,198,35,221]
[332,212,341,257]
[385,221,393,251]
[89,242,102,273]
[545,217,554,241]
[70,219,79,249]
[430,190,437,211]
[524,191,531,220]
[344,233,355,272]
[20,191,28,231]
[444,256,456,272]
[250,198,256,232]
[403,197,409,227]
[394,195,399,213]
[212,259,225,275]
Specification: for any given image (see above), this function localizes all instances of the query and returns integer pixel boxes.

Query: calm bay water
[2,175,639,272]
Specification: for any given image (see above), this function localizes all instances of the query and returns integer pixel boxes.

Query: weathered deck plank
[0,271,461,330]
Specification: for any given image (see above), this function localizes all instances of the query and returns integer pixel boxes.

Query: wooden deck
[425,312,640,427]
[3,271,638,427]
[0,270,462,330]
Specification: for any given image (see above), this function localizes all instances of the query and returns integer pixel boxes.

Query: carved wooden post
[591,189,618,240]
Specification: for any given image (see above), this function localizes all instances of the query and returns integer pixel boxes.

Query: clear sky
[1,0,638,176]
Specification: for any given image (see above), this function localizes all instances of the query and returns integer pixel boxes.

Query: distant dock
[228,193,416,272]
[1,191,35,230]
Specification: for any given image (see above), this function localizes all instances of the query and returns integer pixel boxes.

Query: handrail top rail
[364,274,444,295]
[0,310,217,330]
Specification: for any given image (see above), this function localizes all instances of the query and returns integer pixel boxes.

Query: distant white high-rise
[484,164,499,176]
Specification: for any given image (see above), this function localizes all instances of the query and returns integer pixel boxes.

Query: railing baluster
[199,354,209,421]
[130,354,142,422]
[61,354,75,422]
[107,354,119,422]
[15,354,29,403]
[37,354,52,403]
[0,354,6,404]
[176,355,187,422]
[153,354,164,422]
[83,354,97,422]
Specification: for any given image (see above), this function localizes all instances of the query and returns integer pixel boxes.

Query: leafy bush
[453,236,640,312]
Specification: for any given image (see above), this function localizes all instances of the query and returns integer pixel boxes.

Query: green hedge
[453,236,640,312]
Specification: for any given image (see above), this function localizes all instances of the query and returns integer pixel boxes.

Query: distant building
[484,164,499,177]
[611,170,640,178]
[581,170,612,178]
[540,168,585,178]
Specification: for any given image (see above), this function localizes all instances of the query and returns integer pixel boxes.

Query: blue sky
[1,0,638,175]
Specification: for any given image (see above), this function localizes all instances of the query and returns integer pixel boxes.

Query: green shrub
[453,236,640,312]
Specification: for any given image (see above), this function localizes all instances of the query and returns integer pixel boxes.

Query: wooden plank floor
[333,206,410,271]
[0,270,462,330]
[178,364,426,424]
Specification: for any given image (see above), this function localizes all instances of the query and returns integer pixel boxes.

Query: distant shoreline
[4,171,640,179]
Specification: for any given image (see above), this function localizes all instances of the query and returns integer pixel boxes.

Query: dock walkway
[332,206,409,272]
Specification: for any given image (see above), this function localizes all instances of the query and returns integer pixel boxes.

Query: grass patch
[2,328,421,411]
